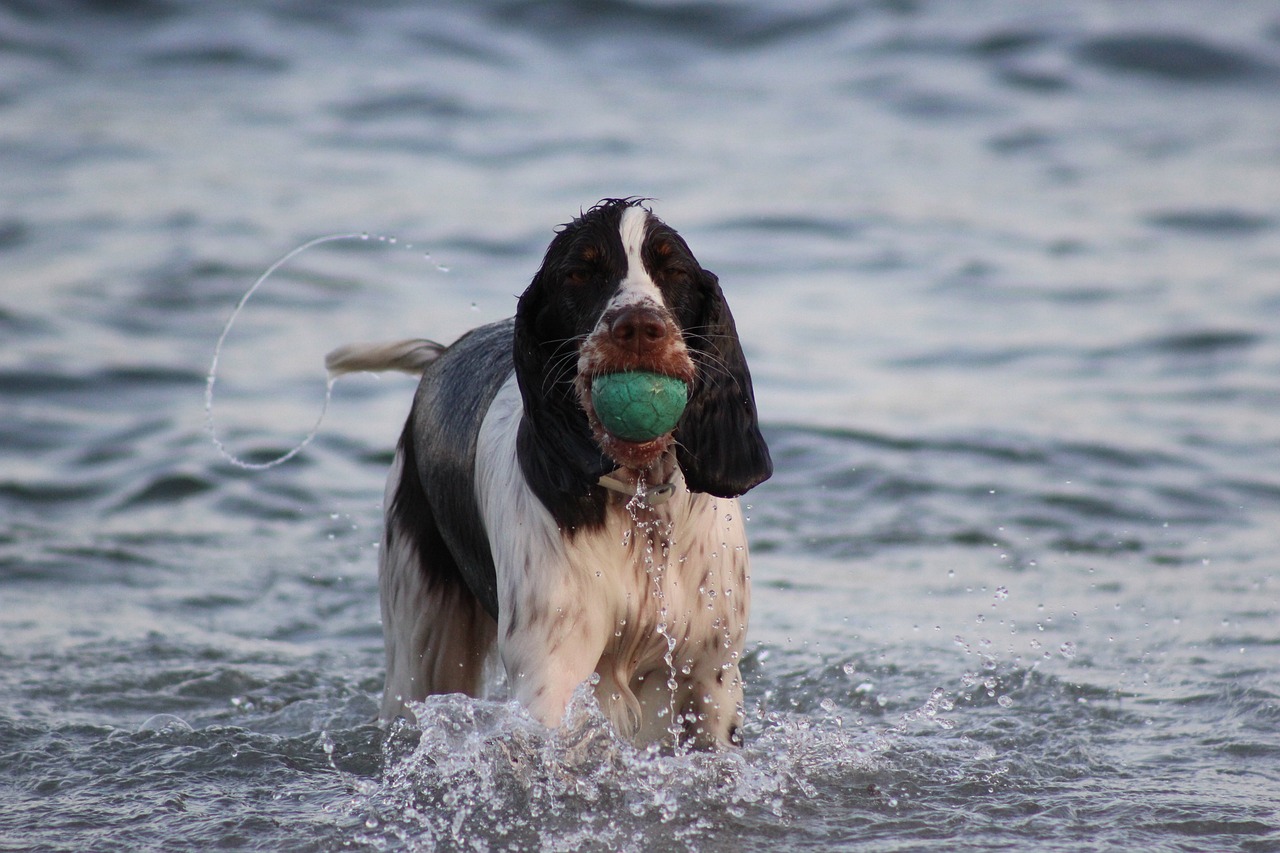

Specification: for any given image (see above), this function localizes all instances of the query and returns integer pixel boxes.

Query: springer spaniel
[329,199,771,749]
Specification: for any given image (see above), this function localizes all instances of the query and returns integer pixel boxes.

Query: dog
[328,199,771,749]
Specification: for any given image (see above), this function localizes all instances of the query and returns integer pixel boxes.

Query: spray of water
[622,476,687,748]
[204,232,447,470]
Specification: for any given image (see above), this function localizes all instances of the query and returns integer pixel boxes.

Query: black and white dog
[329,199,771,749]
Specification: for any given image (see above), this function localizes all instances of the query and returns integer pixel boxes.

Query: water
[3,1,1279,849]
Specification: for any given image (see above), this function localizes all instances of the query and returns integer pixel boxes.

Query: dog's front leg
[498,601,610,729]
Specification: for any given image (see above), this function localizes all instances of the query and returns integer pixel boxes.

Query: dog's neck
[597,451,679,507]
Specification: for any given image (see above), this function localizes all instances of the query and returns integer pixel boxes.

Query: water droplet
[138,713,193,734]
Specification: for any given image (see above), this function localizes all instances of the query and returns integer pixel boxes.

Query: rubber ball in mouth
[590,371,689,442]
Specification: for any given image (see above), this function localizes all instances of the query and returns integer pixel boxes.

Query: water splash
[204,232,448,470]
[137,713,194,735]
[348,688,891,851]
[623,475,683,747]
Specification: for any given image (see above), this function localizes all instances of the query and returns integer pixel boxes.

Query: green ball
[590,371,689,442]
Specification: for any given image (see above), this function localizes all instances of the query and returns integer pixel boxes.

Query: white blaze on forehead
[615,205,664,308]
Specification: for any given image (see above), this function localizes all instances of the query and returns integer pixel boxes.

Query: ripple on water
[1075,33,1279,83]
[749,423,1223,563]
[1145,209,1275,237]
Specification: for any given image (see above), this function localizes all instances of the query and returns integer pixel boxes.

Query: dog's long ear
[676,270,772,498]
[513,282,614,527]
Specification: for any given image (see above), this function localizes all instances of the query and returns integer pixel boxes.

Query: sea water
[2,1,1279,849]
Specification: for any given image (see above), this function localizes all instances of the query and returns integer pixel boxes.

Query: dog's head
[514,199,771,510]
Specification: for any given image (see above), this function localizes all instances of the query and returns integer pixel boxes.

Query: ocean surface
[3,1,1280,850]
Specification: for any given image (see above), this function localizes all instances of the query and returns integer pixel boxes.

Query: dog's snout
[609,307,668,354]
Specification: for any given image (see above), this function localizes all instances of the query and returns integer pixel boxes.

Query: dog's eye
[649,241,693,286]
[564,267,591,285]
[660,264,692,286]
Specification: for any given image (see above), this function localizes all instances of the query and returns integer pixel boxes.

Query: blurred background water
[2,1,1279,850]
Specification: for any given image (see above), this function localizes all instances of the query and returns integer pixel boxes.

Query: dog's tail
[325,339,444,379]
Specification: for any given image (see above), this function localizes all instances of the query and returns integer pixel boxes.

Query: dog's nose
[609,307,667,354]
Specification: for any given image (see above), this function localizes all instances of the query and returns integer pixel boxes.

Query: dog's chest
[565,492,751,671]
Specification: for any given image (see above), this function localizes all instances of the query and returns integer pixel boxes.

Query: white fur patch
[613,205,664,310]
